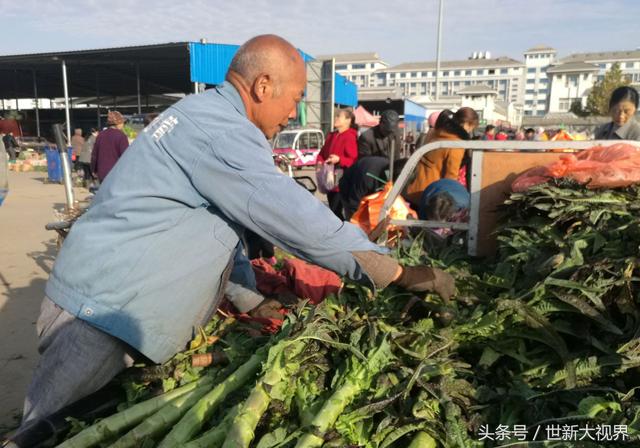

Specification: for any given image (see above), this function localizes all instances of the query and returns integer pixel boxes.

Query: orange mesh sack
[350,181,417,236]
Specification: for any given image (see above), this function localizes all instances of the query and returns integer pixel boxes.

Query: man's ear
[252,73,273,103]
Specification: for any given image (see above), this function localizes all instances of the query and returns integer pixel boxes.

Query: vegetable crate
[381,140,640,256]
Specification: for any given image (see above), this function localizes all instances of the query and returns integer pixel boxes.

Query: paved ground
[0,171,88,433]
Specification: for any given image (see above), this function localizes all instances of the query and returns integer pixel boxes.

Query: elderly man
[17,35,454,428]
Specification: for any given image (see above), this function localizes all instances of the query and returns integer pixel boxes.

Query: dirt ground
[0,171,88,433]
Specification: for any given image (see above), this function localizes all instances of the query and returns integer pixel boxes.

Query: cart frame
[380,140,640,256]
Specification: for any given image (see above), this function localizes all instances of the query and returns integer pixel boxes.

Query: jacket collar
[432,129,464,142]
[612,118,639,139]
[215,81,247,118]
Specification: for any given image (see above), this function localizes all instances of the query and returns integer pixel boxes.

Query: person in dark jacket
[357,110,401,159]
[594,86,640,140]
[3,131,19,160]
[91,111,129,182]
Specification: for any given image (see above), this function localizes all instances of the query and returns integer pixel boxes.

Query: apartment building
[322,47,640,118]
[315,52,389,89]
[546,50,640,113]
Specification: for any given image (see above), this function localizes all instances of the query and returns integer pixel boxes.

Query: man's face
[379,117,398,137]
[255,68,306,140]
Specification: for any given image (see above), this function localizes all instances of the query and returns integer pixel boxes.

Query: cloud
[3,0,640,64]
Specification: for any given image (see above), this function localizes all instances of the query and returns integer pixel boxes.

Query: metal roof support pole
[14,70,20,111]
[136,63,142,114]
[32,70,40,137]
[96,73,101,129]
[434,0,444,101]
[61,60,71,144]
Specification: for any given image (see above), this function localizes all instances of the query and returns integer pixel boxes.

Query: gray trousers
[20,297,138,425]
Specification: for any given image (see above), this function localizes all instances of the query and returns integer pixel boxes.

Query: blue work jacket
[46,82,381,363]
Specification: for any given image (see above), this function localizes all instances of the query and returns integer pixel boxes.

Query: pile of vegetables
[52,180,640,447]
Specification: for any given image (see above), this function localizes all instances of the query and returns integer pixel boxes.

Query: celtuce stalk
[295,338,394,448]
[109,381,213,448]
[222,339,308,448]
[182,404,240,448]
[157,345,269,447]
[55,376,211,448]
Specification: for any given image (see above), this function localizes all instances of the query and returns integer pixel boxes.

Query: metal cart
[380,140,640,256]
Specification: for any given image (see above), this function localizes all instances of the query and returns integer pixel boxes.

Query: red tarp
[219,258,342,333]
[354,105,379,128]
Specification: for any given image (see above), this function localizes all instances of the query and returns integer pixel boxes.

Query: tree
[569,100,589,117]
[586,63,631,116]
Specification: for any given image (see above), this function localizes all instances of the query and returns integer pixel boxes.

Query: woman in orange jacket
[406,107,479,206]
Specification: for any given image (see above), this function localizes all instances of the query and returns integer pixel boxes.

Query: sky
[4,0,640,65]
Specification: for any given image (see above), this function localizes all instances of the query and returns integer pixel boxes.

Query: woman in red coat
[316,108,358,219]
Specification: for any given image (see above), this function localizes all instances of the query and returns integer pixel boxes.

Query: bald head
[228,34,304,92]
[226,35,307,139]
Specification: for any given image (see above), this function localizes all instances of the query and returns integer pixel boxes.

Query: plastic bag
[350,181,416,240]
[512,143,640,192]
[316,163,336,194]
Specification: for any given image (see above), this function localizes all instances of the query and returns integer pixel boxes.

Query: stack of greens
[53,180,640,448]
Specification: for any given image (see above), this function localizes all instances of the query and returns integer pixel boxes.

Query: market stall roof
[0,42,193,99]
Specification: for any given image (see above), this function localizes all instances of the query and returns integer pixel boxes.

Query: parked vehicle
[272,128,324,168]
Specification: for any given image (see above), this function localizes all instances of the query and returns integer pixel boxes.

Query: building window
[527,68,537,73]
[524,110,533,116]
[565,75,578,88]
[538,88,548,94]
[626,62,634,68]
[525,100,534,105]
[351,63,366,69]
[335,64,347,70]
[558,98,576,111]
[500,68,508,74]
[421,71,428,77]
[537,99,546,104]
[539,78,548,84]
[465,80,471,86]
[410,72,417,77]
[443,71,449,77]
[526,89,535,94]
[454,70,461,76]
[488,69,495,75]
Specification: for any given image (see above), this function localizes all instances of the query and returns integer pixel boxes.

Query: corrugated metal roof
[0,42,190,61]
[189,42,239,85]
[381,57,524,72]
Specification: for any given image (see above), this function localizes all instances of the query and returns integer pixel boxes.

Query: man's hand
[248,299,284,320]
[326,155,340,165]
[395,266,456,302]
